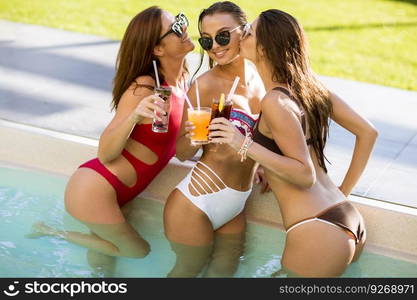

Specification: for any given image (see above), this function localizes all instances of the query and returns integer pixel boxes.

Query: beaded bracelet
[237,131,253,162]
[241,138,253,162]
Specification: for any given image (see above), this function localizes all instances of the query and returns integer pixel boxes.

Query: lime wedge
[219,93,225,112]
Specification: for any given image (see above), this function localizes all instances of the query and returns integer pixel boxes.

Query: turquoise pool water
[1,166,416,278]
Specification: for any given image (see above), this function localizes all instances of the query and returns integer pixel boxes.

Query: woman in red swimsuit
[27,6,194,273]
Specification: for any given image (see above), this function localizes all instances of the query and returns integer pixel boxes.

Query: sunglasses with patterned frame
[158,13,189,42]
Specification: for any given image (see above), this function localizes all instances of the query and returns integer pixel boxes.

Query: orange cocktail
[187,107,211,145]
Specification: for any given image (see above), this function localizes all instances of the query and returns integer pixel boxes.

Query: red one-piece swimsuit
[79,81,185,206]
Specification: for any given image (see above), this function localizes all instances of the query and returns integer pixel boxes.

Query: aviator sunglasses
[198,24,246,51]
[158,13,189,42]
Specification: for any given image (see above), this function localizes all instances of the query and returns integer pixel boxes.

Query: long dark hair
[257,9,332,172]
[192,1,247,81]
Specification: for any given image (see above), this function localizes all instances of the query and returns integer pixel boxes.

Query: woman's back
[266,145,346,228]
[256,89,346,228]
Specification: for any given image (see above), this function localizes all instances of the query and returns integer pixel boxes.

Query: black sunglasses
[158,13,189,42]
[198,25,243,51]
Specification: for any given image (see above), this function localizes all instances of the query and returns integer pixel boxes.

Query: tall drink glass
[210,97,233,120]
[152,86,172,133]
[208,94,233,151]
[188,107,212,146]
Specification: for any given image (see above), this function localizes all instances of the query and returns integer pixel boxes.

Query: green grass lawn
[1,0,416,91]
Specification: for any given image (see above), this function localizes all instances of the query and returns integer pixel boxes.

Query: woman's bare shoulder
[192,69,223,94]
[119,75,154,105]
[196,69,220,84]
[133,75,155,89]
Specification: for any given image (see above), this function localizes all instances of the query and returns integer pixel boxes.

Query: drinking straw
[195,79,201,110]
[184,93,194,110]
[152,60,160,88]
[226,76,240,103]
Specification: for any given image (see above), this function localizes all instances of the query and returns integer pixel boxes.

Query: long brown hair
[257,9,332,172]
[112,6,164,110]
[192,1,247,81]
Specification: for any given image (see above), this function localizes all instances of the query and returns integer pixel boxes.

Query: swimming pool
[1,166,416,278]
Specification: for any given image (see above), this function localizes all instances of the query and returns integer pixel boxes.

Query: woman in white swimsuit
[163,1,266,277]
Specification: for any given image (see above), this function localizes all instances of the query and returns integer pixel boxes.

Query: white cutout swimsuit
[176,109,257,230]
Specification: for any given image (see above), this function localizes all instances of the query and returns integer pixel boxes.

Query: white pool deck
[1,20,417,263]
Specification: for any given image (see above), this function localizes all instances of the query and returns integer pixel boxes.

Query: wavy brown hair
[257,9,332,172]
[192,1,247,81]
[111,6,163,110]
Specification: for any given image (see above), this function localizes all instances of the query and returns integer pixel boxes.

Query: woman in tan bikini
[209,9,378,277]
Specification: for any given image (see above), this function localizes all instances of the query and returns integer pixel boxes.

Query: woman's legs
[281,220,356,277]
[27,168,150,258]
[204,212,246,277]
[164,186,247,278]
[167,241,213,277]
[164,189,214,277]
[26,219,150,258]
[86,245,116,277]
[352,214,367,263]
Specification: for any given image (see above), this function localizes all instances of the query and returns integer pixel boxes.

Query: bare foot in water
[25,222,57,238]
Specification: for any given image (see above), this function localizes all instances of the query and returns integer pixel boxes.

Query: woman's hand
[184,121,196,139]
[254,166,271,193]
[129,94,166,123]
[208,117,245,150]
